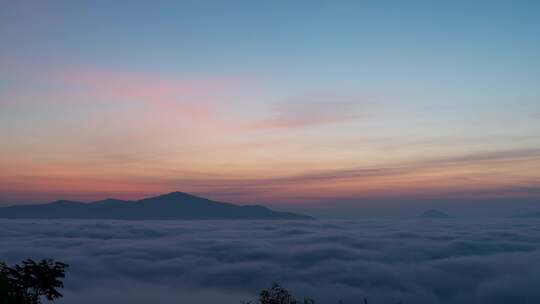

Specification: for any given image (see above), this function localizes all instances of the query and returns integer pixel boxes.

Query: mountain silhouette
[513,211,540,218]
[0,192,312,220]
[418,209,452,219]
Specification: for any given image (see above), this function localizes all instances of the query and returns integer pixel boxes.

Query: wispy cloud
[1,65,252,121]
[169,147,540,203]
[2,148,540,204]
[252,93,369,130]
[54,67,249,119]
[192,147,540,186]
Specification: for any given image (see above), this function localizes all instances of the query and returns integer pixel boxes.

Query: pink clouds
[54,67,251,120]
[2,65,370,133]
[0,65,261,141]
[0,64,256,122]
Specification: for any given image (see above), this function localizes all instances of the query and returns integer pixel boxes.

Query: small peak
[93,198,127,205]
[50,200,81,205]
[140,191,199,201]
[138,191,210,204]
[164,191,191,197]
[419,209,452,219]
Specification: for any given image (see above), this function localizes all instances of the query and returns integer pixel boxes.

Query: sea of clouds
[1,218,540,304]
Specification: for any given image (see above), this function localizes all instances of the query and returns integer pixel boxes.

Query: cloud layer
[1,218,540,303]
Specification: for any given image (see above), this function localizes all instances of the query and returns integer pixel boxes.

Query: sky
[1,1,539,213]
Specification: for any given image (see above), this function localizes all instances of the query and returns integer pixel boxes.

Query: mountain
[0,192,312,220]
[418,209,452,219]
[513,211,540,218]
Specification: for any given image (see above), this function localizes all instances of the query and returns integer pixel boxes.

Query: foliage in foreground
[244,282,314,304]
[244,283,401,304]
[1,260,399,304]
[0,259,68,304]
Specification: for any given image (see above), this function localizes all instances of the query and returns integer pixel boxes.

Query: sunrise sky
[1,1,539,212]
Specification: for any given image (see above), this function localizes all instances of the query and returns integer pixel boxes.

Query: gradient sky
[1,1,539,213]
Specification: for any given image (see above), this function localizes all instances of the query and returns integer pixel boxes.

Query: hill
[418,209,452,219]
[513,211,540,218]
[0,192,312,220]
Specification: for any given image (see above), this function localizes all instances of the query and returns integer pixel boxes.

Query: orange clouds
[2,65,540,206]
[3,145,538,204]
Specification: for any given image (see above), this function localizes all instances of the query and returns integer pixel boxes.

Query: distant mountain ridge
[418,209,452,219]
[513,211,540,218]
[0,192,312,220]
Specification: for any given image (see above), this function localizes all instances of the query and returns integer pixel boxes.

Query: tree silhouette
[0,259,68,304]
[244,282,314,304]
[244,283,404,304]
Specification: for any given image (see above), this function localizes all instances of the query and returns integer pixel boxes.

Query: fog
[1,218,539,303]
